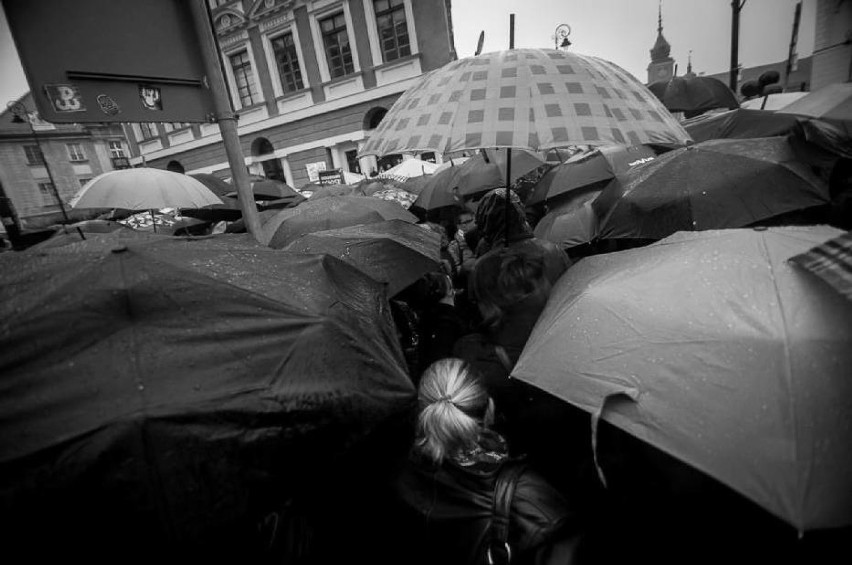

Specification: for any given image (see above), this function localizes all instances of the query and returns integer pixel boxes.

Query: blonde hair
[415,358,491,464]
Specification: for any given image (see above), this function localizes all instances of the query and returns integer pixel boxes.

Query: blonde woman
[392,358,584,565]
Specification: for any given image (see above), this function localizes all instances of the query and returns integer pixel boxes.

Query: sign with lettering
[318,169,344,185]
[3,0,215,123]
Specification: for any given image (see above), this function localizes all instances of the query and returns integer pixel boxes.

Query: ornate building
[647,4,675,85]
[122,0,456,186]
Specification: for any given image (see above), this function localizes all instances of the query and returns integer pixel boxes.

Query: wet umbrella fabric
[69,168,223,210]
[283,219,442,296]
[682,108,802,143]
[414,149,545,211]
[789,229,852,302]
[359,48,690,157]
[262,195,418,249]
[527,144,656,206]
[533,190,601,248]
[0,233,413,552]
[777,82,852,135]
[189,173,232,199]
[594,137,830,240]
[512,226,852,531]
[648,75,739,115]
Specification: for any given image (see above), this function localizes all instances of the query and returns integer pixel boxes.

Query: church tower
[647,2,675,84]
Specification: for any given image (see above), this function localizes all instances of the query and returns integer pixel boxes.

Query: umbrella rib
[758,232,804,529]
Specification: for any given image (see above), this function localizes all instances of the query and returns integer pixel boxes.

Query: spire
[684,49,697,77]
[650,1,672,63]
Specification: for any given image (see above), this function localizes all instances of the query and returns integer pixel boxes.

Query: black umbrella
[594,137,831,240]
[0,232,413,556]
[682,108,802,142]
[262,195,418,249]
[649,76,739,116]
[526,145,656,206]
[283,219,442,296]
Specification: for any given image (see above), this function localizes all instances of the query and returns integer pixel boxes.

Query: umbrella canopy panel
[527,144,656,205]
[648,75,739,114]
[359,48,691,157]
[513,226,852,531]
[0,234,412,551]
[283,219,442,296]
[262,195,418,249]
[594,136,830,240]
[777,82,852,134]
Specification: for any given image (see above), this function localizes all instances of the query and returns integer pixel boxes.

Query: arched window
[363,107,388,130]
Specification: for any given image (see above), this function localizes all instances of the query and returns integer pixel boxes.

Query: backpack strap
[487,460,529,565]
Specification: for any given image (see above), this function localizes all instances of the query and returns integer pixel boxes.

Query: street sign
[2,0,216,123]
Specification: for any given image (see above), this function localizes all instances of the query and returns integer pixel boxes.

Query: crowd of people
[330,146,851,565]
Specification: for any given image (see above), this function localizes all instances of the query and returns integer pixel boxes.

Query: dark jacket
[394,445,581,565]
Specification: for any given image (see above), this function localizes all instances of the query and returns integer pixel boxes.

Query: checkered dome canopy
[360,48,692,157]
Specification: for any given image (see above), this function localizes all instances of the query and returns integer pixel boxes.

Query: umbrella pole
[505,147,512,246]
[150,210,158,233]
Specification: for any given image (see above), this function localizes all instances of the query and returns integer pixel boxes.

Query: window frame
[66,142,87,162]
[267,28,306,96]
[23,144,45,166]
[229,49,260,108]
[139,122,158,140]
[363,0,418,67]
[372,0,411,63]
[37,181,55,204]
[108,140,126,158]
[221,39,264,111]
[308,2,361,84]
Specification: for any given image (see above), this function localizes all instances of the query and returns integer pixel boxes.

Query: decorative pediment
[247,0,297,21]
[214,9,247,35]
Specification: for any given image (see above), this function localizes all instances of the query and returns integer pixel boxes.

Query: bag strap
[487,460,528,565]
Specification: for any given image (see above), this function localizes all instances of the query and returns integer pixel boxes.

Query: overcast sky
[452,0,815,80]
[1,0,816,106]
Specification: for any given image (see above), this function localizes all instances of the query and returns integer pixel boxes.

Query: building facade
[0,93,130,231]
[123,0,456,187]
[811,0,851,90]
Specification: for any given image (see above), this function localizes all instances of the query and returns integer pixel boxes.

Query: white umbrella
[381,158,440,179]
[69,168,223,210]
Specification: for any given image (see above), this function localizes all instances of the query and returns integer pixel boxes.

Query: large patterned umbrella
[359,48,690,157]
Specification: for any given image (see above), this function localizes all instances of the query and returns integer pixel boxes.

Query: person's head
[474,188,532,254]
[473,248,552,331]
[415,358,494,464]
[456,208,475,234]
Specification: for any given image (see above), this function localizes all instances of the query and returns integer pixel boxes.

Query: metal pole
[729,0,741,93]
[188,0,262,240]
[505,14,515,247]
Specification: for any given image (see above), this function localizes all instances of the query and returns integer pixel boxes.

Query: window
[164,122,189,132]
[139,123,158,140]
[320,12,354,78]
[374,0,410,62]
[230,50,258,107]
[67,143,86,162]
[78,178,91,188]
[23,145,44,165]
[109,140,126,158]
[271,32,304,93]
[38,182,55,204]
[345,149,361,174]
